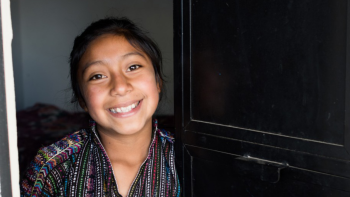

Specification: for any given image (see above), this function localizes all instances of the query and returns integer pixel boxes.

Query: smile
[109,100,141,114]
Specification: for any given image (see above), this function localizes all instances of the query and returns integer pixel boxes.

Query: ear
[78,98,88,112]
[157,83,161,93]
[157,79,162,93]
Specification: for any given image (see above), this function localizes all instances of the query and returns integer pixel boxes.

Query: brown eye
[90,74,107,80]
[127,65,141,72]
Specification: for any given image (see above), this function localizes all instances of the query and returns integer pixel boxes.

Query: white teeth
[121,107,127,112]
[109,101,140,114]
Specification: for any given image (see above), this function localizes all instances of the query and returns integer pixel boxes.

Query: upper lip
[108,99,142,109]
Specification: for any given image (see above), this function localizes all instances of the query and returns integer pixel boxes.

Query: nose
[110,74,132,96]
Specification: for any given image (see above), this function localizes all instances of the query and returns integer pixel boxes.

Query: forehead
[81,34,147,61]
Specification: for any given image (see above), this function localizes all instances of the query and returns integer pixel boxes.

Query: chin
[114,119,152,135]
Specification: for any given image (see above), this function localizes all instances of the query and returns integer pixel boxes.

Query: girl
[20,17,181,197]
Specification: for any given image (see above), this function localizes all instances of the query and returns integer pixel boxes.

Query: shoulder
[155,128,181,195]
[20,129,89,196]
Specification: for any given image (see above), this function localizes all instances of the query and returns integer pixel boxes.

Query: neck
[97,124,154,165]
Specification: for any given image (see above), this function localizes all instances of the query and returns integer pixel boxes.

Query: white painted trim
[1,0,20,196]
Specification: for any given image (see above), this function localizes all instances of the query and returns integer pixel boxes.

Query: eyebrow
[81,51,147,74]
[122,51,146,59]
[81,60,103,75]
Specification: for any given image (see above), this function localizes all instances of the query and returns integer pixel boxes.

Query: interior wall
[11,0,174,115]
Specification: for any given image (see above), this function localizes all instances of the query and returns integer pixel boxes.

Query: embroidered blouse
[20,120,181,197]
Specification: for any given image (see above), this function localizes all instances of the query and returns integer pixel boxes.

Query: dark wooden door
[174,0,350,196]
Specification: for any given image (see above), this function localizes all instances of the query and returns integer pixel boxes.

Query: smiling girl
[20,17,181,197]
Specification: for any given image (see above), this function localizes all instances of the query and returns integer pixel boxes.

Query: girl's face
[77,34,160,136]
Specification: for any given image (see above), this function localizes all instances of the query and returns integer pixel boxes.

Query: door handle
[236,155,288,183]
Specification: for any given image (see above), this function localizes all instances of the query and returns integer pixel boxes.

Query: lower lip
[108,100,143,118]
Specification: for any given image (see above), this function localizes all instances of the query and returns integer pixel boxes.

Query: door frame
[0,0,20,196]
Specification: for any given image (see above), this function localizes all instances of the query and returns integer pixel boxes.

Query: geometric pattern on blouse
[20,119,181,197]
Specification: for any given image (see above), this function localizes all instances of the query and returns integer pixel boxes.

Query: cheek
[141,76,160,102]
[84,86,106,108]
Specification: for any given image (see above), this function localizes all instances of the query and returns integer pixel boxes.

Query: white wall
[11,0,174,115]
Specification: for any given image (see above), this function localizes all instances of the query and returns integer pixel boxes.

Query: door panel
[190,0,347,144]
[192,155,350,197]
[175,0,350,196]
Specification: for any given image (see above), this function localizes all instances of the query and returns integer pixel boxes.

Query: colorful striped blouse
[20,120,181,197]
